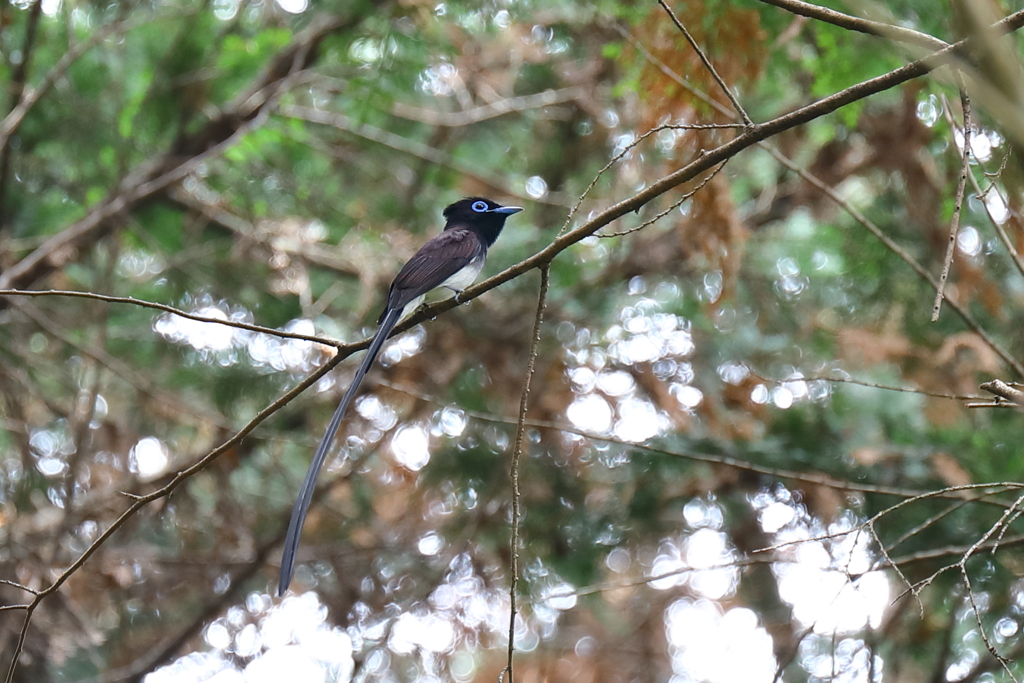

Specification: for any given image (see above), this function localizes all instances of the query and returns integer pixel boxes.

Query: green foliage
[4,1,1024,682]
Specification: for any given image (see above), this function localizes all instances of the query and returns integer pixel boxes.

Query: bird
[278,196,523,595]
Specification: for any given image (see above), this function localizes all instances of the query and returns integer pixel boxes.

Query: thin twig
[0,289,333,345]
[390,86,587,127]
[657,0,753,125]
[981,147,1012,186]
[750,369,980,400]
[955,492,1024,679]
[754,0,946,50]
[374,378,1016,505]
[959,134,1024,278]
[558,123,739,237]
[0,579,36,594]
[764,144,1024,377]
[501,265,550,683]
[972,178,1024,276]
[756,483,1023,561]
[598,162,727,238]
[933,88,972,322]
[883,499,972,555]
[888,532,1024,568]
[530,516,1024,607]
[990,502,1024,554]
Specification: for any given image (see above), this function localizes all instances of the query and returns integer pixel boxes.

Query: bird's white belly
[440,257,484,292]
[399,258,484,321]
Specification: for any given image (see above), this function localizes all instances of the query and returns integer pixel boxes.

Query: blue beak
[492,206,523,215]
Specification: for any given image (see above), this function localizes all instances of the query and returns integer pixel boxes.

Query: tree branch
[391,86,587,127]
[658,0,753,125]
[755,0,947,50]
[932,87,972,322]
[501,265,549,683]
[0,288,330,343]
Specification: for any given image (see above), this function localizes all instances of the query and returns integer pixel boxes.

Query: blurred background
[3,0,1024,681]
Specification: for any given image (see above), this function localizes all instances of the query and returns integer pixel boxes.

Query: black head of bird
[442,196,523,246]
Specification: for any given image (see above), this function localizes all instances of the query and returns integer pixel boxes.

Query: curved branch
[0,288,333,344]
[391,86,587,127]
[755,0,948,50]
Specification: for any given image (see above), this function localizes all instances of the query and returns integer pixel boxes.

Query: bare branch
[890,532,1024,568]
[501,265,550,683]
[750,369,981,401]
[657,0,753,125]
[0,288,331,344]
[375,378,1014,504]
[884,500,972,555]
[559,123,740,237]
[932,88,972,322]
[960,133,1024,279]
[979,379,1024,407]
[391,86,587,127]
[955,492,1024,678]
[0,580,36,595]
[598,162,727,238]
[755,0,947,50]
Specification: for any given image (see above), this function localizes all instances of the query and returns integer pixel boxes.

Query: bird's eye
[471,201,489,213]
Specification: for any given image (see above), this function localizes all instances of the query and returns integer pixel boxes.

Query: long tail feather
[278,306,403,595]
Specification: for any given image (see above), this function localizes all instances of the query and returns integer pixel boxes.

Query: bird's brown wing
[383,228,484,314]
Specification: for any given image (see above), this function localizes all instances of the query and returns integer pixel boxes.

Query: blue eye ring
[471,200,489,213]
